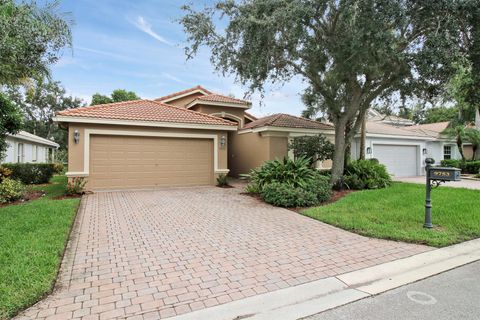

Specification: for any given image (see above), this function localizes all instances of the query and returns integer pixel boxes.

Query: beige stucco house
[55,85,467,191]
[55,86,333,190]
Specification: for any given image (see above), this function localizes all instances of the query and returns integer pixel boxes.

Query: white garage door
[373,144,418,177]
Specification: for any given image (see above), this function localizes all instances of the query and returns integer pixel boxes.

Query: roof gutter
[238,126,334,135]
[53,116,238,131]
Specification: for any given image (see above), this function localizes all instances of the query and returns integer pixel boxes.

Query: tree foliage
[465,128,480,160]
[180,0,463,185]
[0,0,72,84]
[4,79,85,150]
[0,93,23,160]
[90,89,140,105]
[417,107,460,124]
[288,135,334,167]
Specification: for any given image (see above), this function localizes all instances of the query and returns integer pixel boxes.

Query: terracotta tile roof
[57,100,237,126]
[243,114,334,130]
[195,94,250,105]
[155,85,212,102]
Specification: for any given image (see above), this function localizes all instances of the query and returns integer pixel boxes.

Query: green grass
[0,175,80,319]
[303,182,480,248]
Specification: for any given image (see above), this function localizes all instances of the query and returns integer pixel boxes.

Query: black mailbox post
[424,158,461,228]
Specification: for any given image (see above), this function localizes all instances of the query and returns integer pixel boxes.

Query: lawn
[0,175,80,319]
[303,182,480,248]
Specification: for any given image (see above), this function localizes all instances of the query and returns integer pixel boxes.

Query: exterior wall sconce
[73,129,80,144]
[366,147,372,155]
[422,148,428,155]
[220,135,226,148]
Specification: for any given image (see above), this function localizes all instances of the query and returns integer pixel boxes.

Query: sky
[51,0,308,117]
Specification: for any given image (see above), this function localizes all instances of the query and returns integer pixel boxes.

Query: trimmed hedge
[2,163,56,184]
[440,160,480,174]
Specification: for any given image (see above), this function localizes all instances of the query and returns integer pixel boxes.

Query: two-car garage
[88,135,214,190]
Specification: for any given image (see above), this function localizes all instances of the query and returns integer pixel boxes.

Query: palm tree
[465,128,480,160]
[443,124,467,160]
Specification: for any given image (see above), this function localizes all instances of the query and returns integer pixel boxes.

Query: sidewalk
[169,238,480,320]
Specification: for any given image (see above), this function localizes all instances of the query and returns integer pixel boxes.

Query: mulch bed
[216,185,235,189]
[53,194,83,200]
[241,189,357,212]
[0,191,45,207]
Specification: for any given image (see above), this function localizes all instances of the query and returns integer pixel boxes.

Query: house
[351,121,462,177]
[2,131,59,164]
[55,85,463,191]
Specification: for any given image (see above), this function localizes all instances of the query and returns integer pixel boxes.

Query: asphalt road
[304,261,480,320]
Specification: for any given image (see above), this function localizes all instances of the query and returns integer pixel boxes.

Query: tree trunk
[331,121,347,188]
[359,118,366,160]
[475,107,480,129]
[457,137,465,161]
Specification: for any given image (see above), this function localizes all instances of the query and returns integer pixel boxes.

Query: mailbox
[428,167,461,181]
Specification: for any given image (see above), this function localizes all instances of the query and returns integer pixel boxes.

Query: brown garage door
[88,135,214,190]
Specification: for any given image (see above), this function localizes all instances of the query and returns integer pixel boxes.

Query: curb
[169,238,480,320]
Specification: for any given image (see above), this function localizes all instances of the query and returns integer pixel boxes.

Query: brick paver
[17,186,431,319]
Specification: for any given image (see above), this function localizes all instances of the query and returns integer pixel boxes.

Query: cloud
[131,16,172,45]
[75,46,139,62]
[161,72,188,84]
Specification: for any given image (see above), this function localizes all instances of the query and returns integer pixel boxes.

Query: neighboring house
[351,121,462,177]
[54,85,463,191]
[2,131,59,164]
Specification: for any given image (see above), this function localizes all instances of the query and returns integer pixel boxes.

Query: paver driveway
[18,186,430,320]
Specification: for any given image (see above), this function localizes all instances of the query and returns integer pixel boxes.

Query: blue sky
[51,0,307,117]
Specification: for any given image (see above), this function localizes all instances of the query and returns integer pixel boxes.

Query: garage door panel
[374,144,418,177]
[88,135,214,189]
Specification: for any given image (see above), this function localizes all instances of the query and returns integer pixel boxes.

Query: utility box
[428,167,462,182]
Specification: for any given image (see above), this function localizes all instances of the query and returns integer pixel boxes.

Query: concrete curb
[169,238,480,320]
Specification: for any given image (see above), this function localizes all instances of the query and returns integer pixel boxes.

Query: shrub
[66,177,86,195]
[249,158,332,207]
[52,162,65,174]
[216,174,228,187]
[2,163,55,184]
[462,161,480,174]
[246,157,315,192]
[307,173,332,203]
[0,166,12,182]
[440,159,461,168]
[343,160,392,190]
[261,182,319,207]
[440,160,480,174]
[0,178,26,204]
[288,134,334,168]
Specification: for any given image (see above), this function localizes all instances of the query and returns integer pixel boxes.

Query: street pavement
[304,261,480,320]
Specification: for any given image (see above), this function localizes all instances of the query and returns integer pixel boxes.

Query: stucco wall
[192,104,246,127]
[66,123,229,183]
[229,132,289,177]
[464,145,474,160]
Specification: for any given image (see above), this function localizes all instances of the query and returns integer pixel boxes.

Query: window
[443,145,452,160]
[17,143,24,163]
[32,145,38,162]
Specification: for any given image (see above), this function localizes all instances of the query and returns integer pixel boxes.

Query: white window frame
[443,145,452,160]
[32,145,38,162]
[17,143,25,163]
